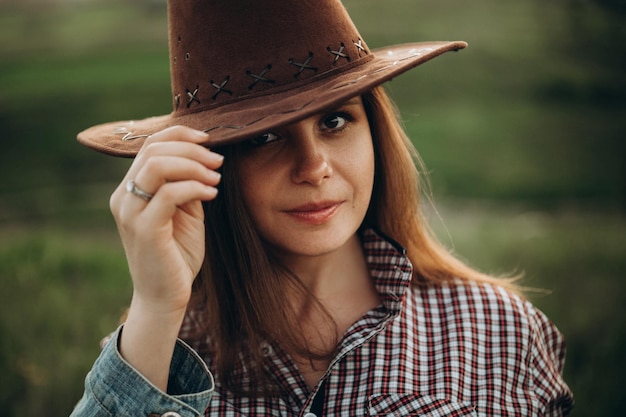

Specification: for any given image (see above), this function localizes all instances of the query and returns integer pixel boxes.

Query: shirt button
[304,413,317,417]
[260,341,274,357]
[160,412,182,417]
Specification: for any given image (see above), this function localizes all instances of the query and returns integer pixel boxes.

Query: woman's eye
[248,132,280,146]
[322,113,348,130]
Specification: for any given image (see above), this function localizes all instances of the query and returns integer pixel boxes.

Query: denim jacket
[70,326,214,417]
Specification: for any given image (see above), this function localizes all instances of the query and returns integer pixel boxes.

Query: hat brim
[77,41,467,157]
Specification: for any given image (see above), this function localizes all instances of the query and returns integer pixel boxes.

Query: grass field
[0,0,624,415]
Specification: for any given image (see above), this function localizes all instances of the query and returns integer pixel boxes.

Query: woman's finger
[138,180,218,227]
[145,125,209,146]
[125,125,219,181]
[137,140,224,171]
[117,154,221,215]
[111,126,223,214]
[133,155,222,195]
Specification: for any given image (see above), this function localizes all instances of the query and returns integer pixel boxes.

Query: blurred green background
[0,0,624,415]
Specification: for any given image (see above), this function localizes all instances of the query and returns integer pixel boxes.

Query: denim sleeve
[70,326,214,417]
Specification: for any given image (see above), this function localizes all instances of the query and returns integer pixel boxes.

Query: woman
[72,0,573,416]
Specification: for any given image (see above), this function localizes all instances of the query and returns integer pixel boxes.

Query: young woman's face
[236,96,375,262]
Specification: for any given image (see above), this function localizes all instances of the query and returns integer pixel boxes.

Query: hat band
[170,45,375,118]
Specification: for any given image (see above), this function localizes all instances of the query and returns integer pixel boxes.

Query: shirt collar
[360,228,414,315]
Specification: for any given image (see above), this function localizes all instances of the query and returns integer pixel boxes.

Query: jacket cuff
[86,325,214,416]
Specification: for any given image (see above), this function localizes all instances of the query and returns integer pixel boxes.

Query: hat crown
[168,0,371,115]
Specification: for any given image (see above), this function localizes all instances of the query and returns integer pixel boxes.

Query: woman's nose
[290,136,333,186]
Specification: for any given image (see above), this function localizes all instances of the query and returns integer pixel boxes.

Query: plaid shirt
[180,229,574,416]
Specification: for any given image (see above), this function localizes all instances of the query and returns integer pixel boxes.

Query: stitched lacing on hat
[246,64,275,90]
[199,48,431,133]
[114,46,435,142]
[179,40,362,111]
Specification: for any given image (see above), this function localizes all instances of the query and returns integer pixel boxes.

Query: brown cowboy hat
[77,0,467,157]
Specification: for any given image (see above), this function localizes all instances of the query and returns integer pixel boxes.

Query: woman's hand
[111,125,222,314]
[108,126,223,390]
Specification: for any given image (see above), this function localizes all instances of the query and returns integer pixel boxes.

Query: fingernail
[195,130,209,139]
[207,186,219,199]
[212,152,225,162]
[208,170,222,182]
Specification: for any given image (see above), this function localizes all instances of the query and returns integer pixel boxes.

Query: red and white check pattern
[180,229,574,416]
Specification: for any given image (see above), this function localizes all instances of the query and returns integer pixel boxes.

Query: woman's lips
[284,201,342,225]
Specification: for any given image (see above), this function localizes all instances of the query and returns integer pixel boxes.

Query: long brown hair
[363,87,519,289]
[192,85,517,393]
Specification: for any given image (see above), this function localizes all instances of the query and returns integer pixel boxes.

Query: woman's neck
[278,233,369,294]
[278,233,381,390]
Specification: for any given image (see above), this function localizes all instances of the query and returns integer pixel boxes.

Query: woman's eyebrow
[329,97,362,111]
[343,97,362,106]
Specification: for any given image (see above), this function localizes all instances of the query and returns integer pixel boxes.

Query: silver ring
[126,179,154,201]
